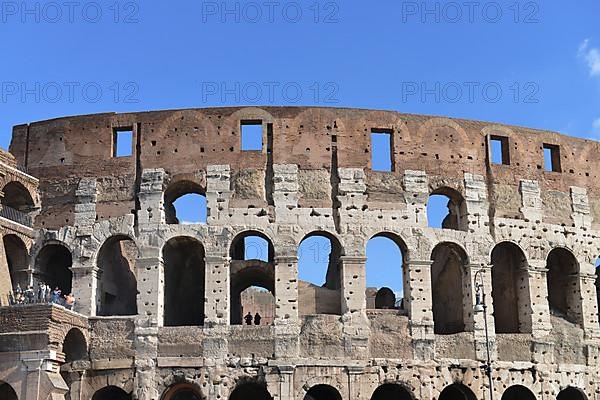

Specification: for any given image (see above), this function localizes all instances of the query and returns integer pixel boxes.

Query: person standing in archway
[254,312,261,325]
[244,312,253,325]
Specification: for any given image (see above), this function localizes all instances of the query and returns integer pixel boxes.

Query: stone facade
[0,107,599,400]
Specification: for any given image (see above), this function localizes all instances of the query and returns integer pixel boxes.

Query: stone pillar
[73,178,97,228]
[134,325,160,400]
[339,256,369,358]
[206,165,232,223]
[403,170,428,226]
[274,254,300,358]
[464,173,489,233]
[277,366,295,400]
[520,180,542,221]
[404,260,434,359]
[570,186,592,229]
[578,265,600,337]
[272,164,300,224]
[70,265,99,315]
[204,255,230,326]
[347,366,365,400]
[137,169,166,227]
[527,260,552,337]
[468,264,497,362]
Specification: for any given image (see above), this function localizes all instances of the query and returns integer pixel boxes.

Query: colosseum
[0,106,599,400]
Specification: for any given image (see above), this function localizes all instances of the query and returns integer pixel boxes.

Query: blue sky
[2,1,599,295]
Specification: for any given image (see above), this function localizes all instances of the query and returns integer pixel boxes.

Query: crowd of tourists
[8,283,75,310]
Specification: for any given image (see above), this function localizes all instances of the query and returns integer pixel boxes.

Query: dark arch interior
[375,287,396,309]
[0,381,18,400]
[439,384,477,400]
[163,237,205,326]
[557,387,586,400]
[92,386,131,400]
[35,244,73,295]
[427,187,467,231]
[2,181,34,212]
[63,328,87,362]
[371,383,413,400]
[491,242,530,334]
[304,384,342,400]
[163,385,204,400]
[3,234,28,289]
[501,385,536,400]
[230,263,275,325]
[164,180,207,225]
[97,236,138,316]
[229,382,272,400]
[431,243,468,334]
[546,248,581,324]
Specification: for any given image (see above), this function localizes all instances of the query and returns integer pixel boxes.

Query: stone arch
[366,232,407,310]
[556,387,586,400]
[427,186,468,231]
[501,385,536,400]
[546,247,582,326]
[162,237,205,326]
[228,380,272,400]
[34,242,73,296]
[431,242,470,334]
[0,381,18,400]
[370,383,414,400]
[92,386,131,400]
[491,241,531,333]
[161,383,205,400]
[164,179,207,224]
[298,231,344,315]
[230,230,275,262]
[230,260,275,325]
[3,234,29,291]
[62,328,88,363]
[1,181,35,212]
[303,384,343,400]
[96,235,138,316]
[438,383,477,400]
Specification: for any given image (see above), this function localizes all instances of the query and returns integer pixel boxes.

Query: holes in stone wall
[298,232,342,315]
[371,129,394,172]
[113,127,133,157]
[431,242,469,334]
[241,120,263,151]
[96,235,138,317]
[366,234,405,310]
[490,135,510,165]
[427,187,467,231]
[491,242,531,334]
[543,143,561,172]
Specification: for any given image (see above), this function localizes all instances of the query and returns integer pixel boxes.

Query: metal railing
[0,205,33,227]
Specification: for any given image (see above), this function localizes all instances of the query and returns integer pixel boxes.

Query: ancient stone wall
[1,107,600,400]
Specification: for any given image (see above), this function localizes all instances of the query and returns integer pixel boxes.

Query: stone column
[274,254,300,359]
[70,265,99,315]
[578,265,600,337]
[464,173,489,233]
[347,366,365,400]
[277,366,295,400]
[404,260,435,348]
[527,260,552,337]
[204,255,230,326]
[339,256,369,359]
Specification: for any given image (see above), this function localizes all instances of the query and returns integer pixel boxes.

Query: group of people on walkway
[8,283,75,310]
[244,312,262,325]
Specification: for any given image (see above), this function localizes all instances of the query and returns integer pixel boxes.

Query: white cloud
[578,39,600,77]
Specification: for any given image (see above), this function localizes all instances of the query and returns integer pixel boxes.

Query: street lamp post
[474,269,494,400]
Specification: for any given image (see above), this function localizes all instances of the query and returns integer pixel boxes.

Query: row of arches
[7,227,599,333]
[85,382,588,400]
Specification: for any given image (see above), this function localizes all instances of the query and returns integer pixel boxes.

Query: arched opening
[3,234,28,291]
[438,384,477,400]
[162,383,204,400]
[92,386,131,400]
[62,328,87,363]
[163,237,205,326]
[298,232,343,315]
[366,234,405,310]
[0,381,18,400]
[230,231,275,325]
[431,243,469,334]
[546,248,582,326]
[229,381,272,400]
[240,286,274,326]
[2,181,34,212]
[96,236,138,316]
[556,387,586,400]
[304,384,342,400]
[35,243,73,297]
[370,383,413,400]
[501,385,536,400]
[164,181,207,224]
[491,242,531,333]
[427,187,467,231]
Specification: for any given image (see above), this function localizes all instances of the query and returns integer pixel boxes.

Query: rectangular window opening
[241,120,263,151]
[113,127,133,157]
[371,129,393,172]
[543,144,561,172]
[490,135,510,165]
